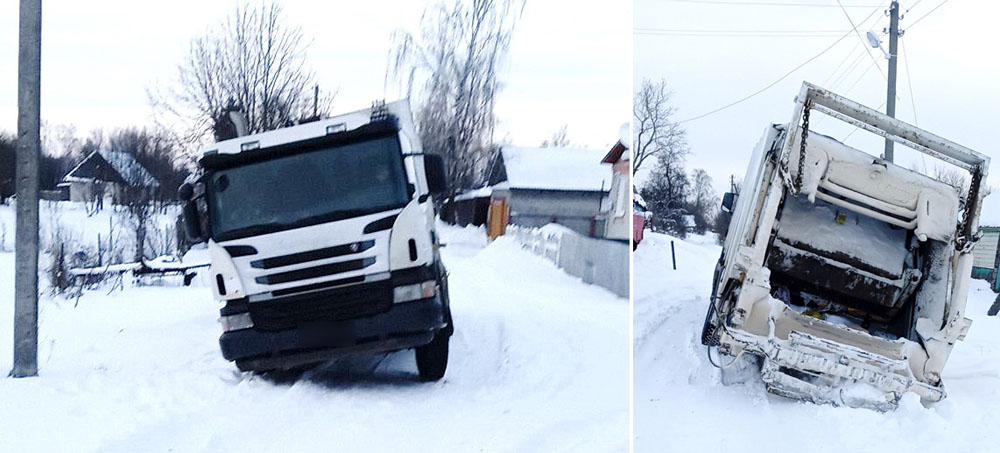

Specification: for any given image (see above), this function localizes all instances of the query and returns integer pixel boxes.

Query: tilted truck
[704,82,990,410]
[179,100,454,380]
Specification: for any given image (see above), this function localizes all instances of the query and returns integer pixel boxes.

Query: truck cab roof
[197,99,421,163]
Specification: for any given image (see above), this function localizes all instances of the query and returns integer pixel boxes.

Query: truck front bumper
[220,295,447,371]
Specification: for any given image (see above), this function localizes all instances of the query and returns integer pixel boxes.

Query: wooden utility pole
[884,0,900,163]
[11,0,41,378]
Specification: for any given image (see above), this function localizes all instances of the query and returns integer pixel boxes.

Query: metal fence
[510,226,628,298]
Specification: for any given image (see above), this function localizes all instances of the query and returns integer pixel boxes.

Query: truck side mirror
[182,201,203,242]
[178,182,194,201]
[424,154,448,194]
[178,182,208,243]
[721,192,736,213]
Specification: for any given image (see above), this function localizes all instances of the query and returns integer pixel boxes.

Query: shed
[63,150,159,205]
[486,146,610,237]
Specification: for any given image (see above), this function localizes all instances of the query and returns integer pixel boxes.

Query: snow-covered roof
[980,192,1000,227]
[454,186,493,201]
[100,150,159,187]
[63,150,159,188]
[633,187,647,211]
[682,215,696,228]
[496,146,611,192]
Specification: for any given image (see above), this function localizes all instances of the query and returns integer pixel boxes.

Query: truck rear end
[704,82,990,409]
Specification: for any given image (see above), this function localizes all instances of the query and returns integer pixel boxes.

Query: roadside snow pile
[634,230,1000,452]
[0,223,627,452]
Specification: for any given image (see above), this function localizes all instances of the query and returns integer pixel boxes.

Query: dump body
[704,82,990,409]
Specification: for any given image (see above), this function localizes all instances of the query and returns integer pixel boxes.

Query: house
[597,137,630,242]
[682,214,697,233]
[485,146,610,237]
[972,193,1000,292]
[442,186,493,227]
[633,188,649,249]
[62,150,160,205]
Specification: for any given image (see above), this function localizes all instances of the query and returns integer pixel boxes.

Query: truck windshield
[207,135,410,242]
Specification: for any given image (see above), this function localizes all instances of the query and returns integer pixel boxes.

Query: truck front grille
[254,257,376,285]
[248,281,392,331]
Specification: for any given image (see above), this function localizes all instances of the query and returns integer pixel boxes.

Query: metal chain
[795,99,812,194]
[956,165,984,252]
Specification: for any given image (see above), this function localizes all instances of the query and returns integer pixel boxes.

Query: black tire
[701,250,726,346]
[416,331,449,381]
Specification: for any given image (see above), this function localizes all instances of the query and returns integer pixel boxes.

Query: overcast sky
[635,0,1000,190]
[0,0,631,150]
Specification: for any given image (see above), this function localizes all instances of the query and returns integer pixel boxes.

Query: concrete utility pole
[884,0,899,163]
[11,0,42,378]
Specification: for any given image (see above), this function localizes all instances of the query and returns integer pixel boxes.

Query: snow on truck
[704,82,990,410]
[178,100,454,380]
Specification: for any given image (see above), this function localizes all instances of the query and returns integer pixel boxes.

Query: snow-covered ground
[0,217,628,452]
[634,230,1000,452]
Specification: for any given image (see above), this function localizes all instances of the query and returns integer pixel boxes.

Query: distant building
[597,139,630,241]
[973,193,1000,292]
[62,150,160,205]
[682,215,697,233]
[485,146,610,237]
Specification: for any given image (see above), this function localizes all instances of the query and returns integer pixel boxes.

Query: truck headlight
[393,280,437,303]
[219,312,254,332]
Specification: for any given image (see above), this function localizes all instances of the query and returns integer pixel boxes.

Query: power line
[836,0,888,81]
[903,0,924,14]
[828,44,868,90]
[677,31,853,124]
[636,32,848,38]
[906,0,950,29]
[633,28,850,37]
[676,5,884,124]
[635,28,851,34]
[664,0,882,7]
[901,38,919,125]
[822,7,887,88]
[823,41,865,86]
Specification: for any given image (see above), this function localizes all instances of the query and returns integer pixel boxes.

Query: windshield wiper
[289,208,389,228]
[218,222,288,240]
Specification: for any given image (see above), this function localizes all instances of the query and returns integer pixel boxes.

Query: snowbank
[0,221,627,452]
[634,230,1000,452]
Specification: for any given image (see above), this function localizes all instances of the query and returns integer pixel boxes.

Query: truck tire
[701,251,725,346]
[416,330,449,381]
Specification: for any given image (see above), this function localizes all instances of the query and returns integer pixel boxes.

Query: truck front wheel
[416,331,449,381]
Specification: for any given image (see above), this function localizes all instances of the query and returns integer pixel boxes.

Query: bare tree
[640,151,691,237]
[389,0,524,192]
[152,1,330,145]
[688,168,717,233]
[633,79,687,176]
[541,125,570,148]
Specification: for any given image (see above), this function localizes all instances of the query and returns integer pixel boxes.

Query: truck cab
[705,82,990,409]
[180,100,453,380]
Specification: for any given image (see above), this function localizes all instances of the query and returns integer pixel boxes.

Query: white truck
[179,100,453,380]
[704,82,990,409]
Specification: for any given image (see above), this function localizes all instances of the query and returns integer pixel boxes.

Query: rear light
[219,313,254,332]
[393,280,437,303]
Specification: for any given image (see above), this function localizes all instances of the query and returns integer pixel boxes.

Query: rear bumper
[220,295,447,368]
[724,324,945,409]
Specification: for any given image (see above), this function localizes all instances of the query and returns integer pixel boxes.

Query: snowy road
[634,231,1000,452]
[0,224,628,452]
